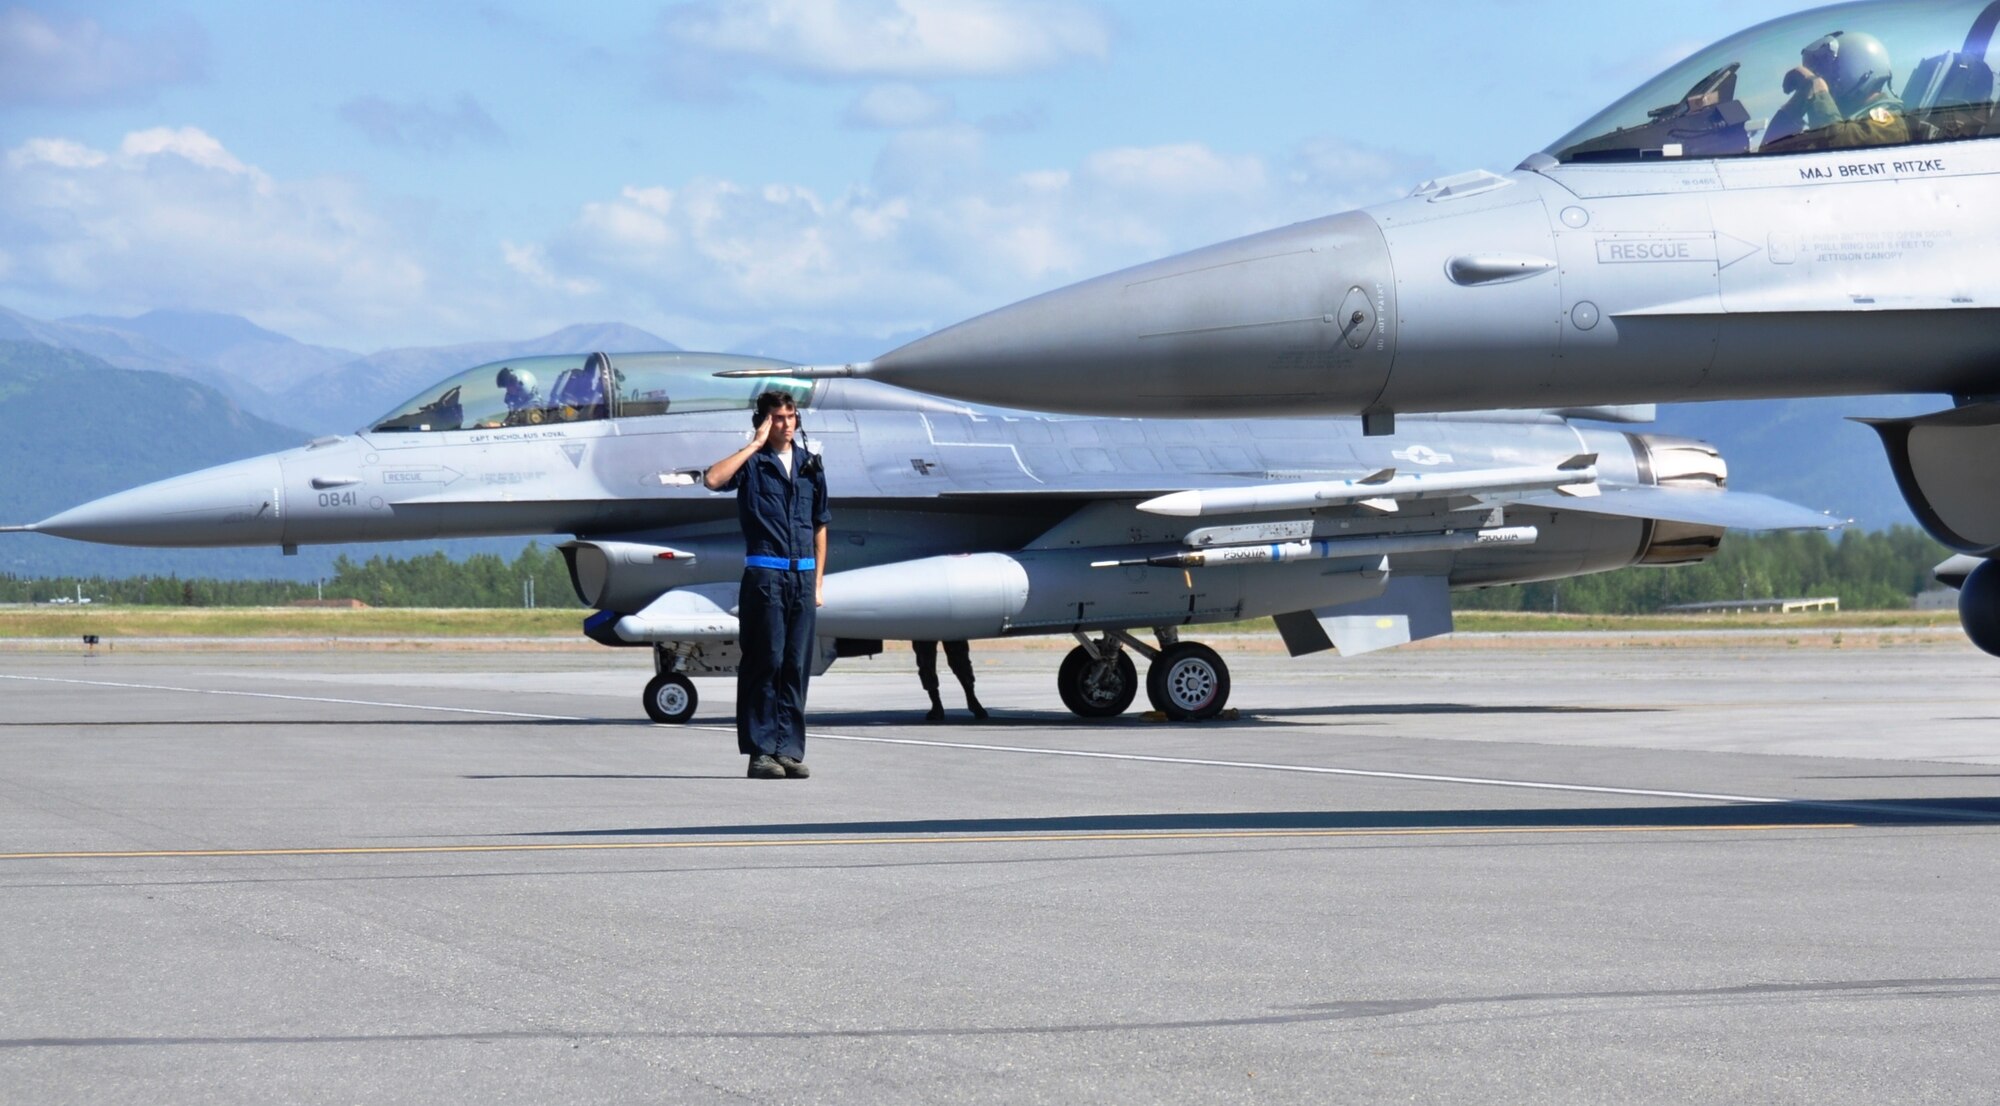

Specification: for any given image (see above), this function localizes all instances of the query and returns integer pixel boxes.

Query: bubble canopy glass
[368,352,815,433]
[1546,0,2000,163]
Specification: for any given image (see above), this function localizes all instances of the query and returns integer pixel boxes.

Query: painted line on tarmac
[4,673,1785,806]
[774,729,1793,806]
[0,823,1865,862]
[0,674,580,721]
[0,676,1840,808]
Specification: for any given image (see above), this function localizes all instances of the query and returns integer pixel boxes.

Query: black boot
[925,691,945,722]
[966,694,988,721]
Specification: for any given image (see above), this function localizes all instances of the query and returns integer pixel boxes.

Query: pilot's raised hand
[1783,65,1828,100]
[749,414,774,450]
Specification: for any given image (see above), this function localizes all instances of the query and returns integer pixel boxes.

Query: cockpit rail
[1545,0,2000,164]
[367,352,814,434]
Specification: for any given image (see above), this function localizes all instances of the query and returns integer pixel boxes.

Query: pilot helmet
[495,367,537,393]
[1802,30,1893,114]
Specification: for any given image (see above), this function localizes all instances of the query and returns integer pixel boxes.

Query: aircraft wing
[934,478,1265,500]
[1508,487,1844,531]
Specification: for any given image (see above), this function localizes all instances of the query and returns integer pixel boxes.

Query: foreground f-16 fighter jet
[737,0,2000,639]
[3,351,1832,724]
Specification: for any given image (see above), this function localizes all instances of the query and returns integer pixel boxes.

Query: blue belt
[746,555,816,571]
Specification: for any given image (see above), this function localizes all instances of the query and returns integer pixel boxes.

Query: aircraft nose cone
[867,209,1395,416]
[33,456,287,547]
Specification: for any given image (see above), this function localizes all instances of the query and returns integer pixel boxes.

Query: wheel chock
[1140,709,1240,723]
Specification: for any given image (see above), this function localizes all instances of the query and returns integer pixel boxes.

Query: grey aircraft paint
[731,0,2000,655]
[4,350,1833,723]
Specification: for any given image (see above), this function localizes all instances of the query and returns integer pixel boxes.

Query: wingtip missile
[713,361,874,381]
[1093,525,1541,569]
[1135,490,1204,517]
[1139,461,1601,519]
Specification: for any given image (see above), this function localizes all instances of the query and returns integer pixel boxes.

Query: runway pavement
[2,636,1999,1103]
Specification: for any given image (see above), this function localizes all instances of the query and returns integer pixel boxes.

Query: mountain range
[0,303,1931,580]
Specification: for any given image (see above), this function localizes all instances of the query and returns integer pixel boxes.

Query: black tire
[643,672,698,724]
[1057,646,1138,719]
[1146,642,1231,721]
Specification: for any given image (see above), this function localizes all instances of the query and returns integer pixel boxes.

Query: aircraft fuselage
[864,144,2000,418]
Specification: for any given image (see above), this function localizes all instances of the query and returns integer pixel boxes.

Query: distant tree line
[323,545,580,608]
[1456,526,1951,613]
[0,543,581,609]
[0,529,1955,613]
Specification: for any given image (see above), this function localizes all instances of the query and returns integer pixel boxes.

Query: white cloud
[1017,168,1068,191]
[0,128,432,343]
[119,126,249,174]
[0,7,206,107]
[1281,136,1437,214]
[660,0,1112,80]
[339,94,506,153]
[502,241,598,296]
[519,132,1431,340]
[1082,143,1265,198]
[845,83,955,128]
[7,137,106,170]
[0,122,1434,354]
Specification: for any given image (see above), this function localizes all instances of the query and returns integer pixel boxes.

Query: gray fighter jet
[2,351,1832,723]
[738,0,2000,644]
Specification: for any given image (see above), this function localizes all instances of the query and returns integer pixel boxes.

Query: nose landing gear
[643,644,698,724]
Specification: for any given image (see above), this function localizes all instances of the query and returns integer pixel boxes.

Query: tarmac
[3,635,1999,1103]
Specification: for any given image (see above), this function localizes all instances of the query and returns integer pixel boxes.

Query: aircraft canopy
[368,352,815,433]
[1546,0,2000,163]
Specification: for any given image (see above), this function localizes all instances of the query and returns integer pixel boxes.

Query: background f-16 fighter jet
[738,0,2000,642]
[4,351,1833,724]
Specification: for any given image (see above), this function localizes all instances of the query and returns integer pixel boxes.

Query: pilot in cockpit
[496,366,544,426]
[1764,30,1910,151]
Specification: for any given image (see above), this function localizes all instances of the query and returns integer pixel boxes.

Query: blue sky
[2,0,1815,354]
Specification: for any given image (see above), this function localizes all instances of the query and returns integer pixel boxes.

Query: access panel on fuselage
[1547,186,1724,402]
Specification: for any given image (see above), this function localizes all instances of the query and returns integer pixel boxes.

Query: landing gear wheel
[643,672,697,724]
[1146,642,1231,721]
[1057,646,1138,719]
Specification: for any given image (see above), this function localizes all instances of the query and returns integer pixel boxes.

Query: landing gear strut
[1054,630,1233,721]
[1057,635,1138,719]
[1107,627,1233,721]
[643,645,698,724]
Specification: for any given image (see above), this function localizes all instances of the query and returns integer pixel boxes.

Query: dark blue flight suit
[725,447,830,759]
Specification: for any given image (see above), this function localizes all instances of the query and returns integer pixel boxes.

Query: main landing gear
[644,644,698,724]
[1057,638,1138,718]
[1057,628,1232,721]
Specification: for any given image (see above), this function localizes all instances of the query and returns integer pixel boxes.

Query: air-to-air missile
[4,350,1833,723]
[722,0,2000,647]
